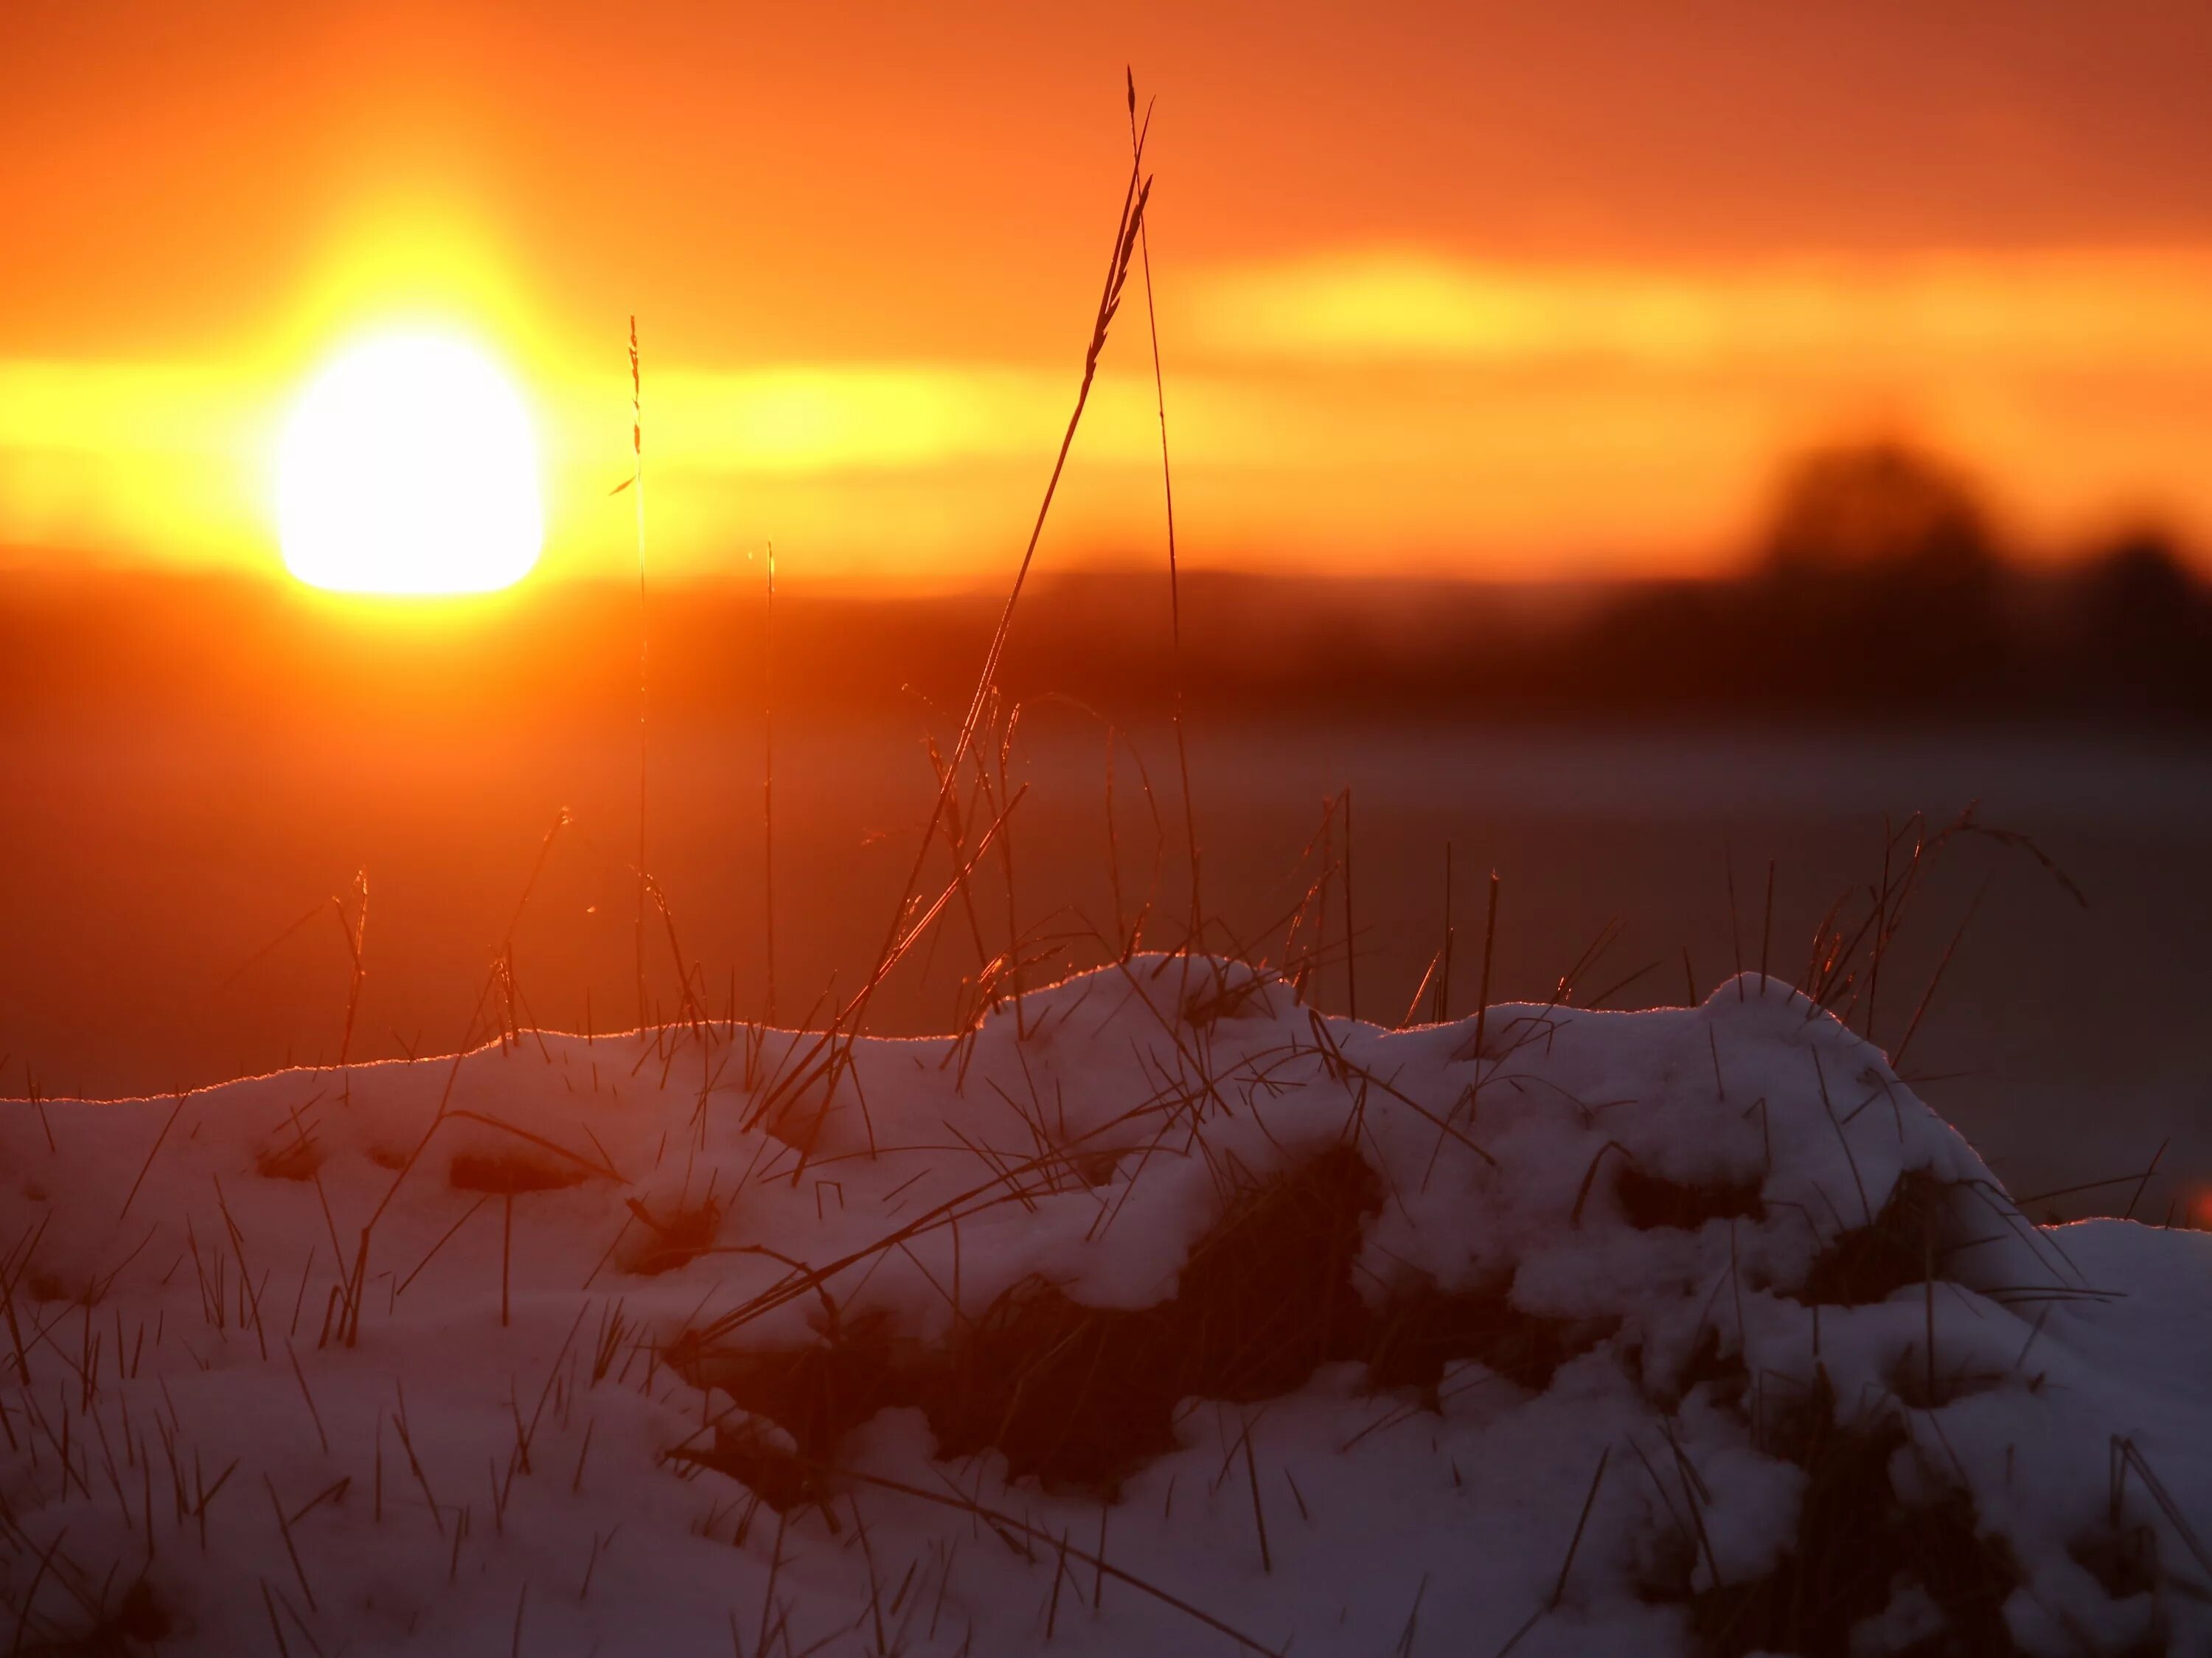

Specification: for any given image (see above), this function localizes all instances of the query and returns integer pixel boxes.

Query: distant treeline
[3,443,2208,730]
[1558,441,2212,723]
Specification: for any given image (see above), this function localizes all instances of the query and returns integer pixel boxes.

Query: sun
[276,330,543,594]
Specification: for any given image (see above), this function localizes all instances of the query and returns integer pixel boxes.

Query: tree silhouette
[1760,440,1995,582]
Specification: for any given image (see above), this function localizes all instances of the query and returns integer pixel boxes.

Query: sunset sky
[6,0,2212,585]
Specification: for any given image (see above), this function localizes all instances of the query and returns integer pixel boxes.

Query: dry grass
[3,84,2193,1658]
[669,1145,1603,1499]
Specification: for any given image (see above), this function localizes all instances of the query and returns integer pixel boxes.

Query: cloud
[11,245,2212,584]
[1189,247,2212,372]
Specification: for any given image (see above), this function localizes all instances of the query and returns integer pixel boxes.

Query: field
[9,92,2212,1658]
[7,577,2212,1654]
[9,936,2212,1655]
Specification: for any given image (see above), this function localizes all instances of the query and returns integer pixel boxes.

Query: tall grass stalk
[1435,843,1454,1023]
[855,106,1153,1024]
[1341,787,1357,1020]
[627,316,649,1034]
[1125,69,1203,944]
[333,871,368,1105]
[761,540,778,1027]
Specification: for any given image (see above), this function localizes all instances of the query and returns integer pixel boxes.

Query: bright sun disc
[277,332,543,594]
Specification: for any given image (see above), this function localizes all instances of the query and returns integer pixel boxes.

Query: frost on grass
[4,956,2210,1655]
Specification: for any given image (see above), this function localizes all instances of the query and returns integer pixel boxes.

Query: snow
[4,955,2209,1655]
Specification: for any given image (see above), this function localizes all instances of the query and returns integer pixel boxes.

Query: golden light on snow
[276,330,543,594]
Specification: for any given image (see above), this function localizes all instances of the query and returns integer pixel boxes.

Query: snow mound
[5,955,2209,1655]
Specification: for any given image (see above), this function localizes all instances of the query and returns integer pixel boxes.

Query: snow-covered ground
[4,956,2208,1655]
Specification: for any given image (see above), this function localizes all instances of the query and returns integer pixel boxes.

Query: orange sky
[6,0,2212,585]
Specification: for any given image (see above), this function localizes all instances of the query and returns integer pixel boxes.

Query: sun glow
[276,331,543,594]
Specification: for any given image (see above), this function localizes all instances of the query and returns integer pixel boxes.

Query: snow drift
[4,955,2209,1655]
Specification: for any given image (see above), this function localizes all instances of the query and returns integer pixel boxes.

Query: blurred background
[3,2,2210,1220]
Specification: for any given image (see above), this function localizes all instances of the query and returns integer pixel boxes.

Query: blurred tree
[1747,439,2007,708]
[2079,525,2198,622]
[1760,440,1996,581]
[2070,525,2212,717]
